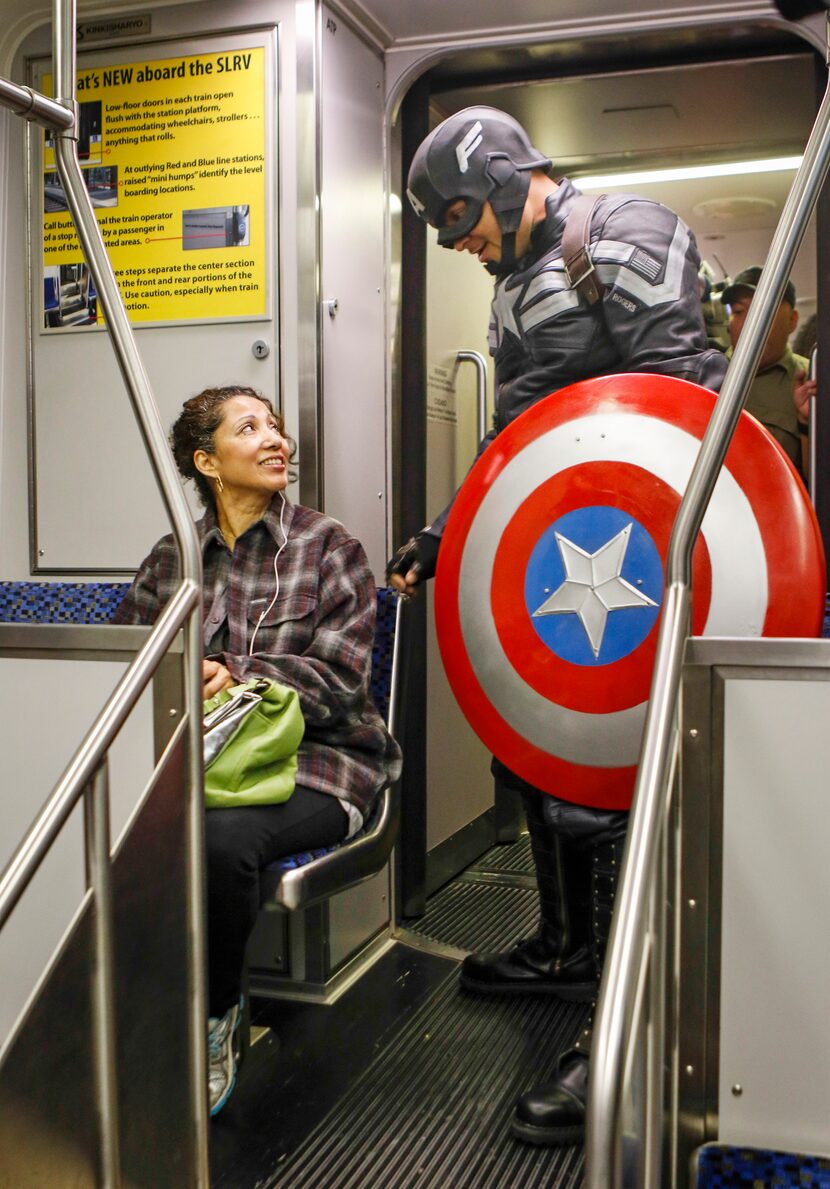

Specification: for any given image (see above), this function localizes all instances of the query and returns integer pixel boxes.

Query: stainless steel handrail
[0,584,196,928]
[455,349,488,443]
[809,344,818,505]
[85,761,120,1188]
[0,77,73,127]
[587,71,830,1189]
[0,0,209,1181]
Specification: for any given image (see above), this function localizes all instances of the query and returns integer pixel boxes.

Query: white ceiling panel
[342,0,793,48]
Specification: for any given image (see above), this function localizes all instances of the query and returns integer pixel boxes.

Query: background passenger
[793,310,817,362]
[388,105,727,1147]
[723,266,816,477]
[114,385,401,1116]
[699,263,731,351]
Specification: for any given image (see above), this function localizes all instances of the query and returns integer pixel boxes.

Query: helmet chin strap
[485,229,521,277]
[485,173,532,276]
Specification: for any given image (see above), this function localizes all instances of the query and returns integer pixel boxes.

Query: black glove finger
[386,537,420,583]
[414,531,440,582]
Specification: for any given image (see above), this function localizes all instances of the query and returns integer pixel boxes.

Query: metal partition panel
[328,867,391,969]
[677,638,830,1179]
[0,898,98,1185]
[718,672,830,1154]
[0,727,197,1187]
[248,863,392,1004]
[0,626,171,1048]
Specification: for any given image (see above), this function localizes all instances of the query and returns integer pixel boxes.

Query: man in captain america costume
[387,105,728,1147]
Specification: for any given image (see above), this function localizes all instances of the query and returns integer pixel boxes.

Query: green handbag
[202,677,305,809]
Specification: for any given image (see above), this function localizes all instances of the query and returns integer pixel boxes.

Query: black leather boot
[460,792,596,999]
[512,1044,590,1145]
[511,836,625,1146]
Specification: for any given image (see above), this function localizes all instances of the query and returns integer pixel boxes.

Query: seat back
[259,587,404,912]
[0,581,130,624]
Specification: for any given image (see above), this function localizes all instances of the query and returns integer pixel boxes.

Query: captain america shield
[435,373,826,810]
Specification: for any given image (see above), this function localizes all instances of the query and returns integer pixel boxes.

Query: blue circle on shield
[524,506,663,666]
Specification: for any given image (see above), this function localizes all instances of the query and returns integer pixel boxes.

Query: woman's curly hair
[170,385,298,506]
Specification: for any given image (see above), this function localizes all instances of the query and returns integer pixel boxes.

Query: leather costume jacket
[427,177,727,540]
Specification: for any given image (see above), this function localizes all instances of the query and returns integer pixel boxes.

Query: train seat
[258,584,403,912]
[693,1143,830,1187]
[0,580,403,900]
[0,580,130,622]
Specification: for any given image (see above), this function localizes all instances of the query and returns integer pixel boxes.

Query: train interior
[1,0,830,1185]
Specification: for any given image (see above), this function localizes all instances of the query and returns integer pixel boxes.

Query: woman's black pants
[204,786,348,1017]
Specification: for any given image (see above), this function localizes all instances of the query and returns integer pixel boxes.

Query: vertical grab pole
[50,0,210,1178]
[455,349,488,443]
[809,344,818,505]
[84,763,121,1189]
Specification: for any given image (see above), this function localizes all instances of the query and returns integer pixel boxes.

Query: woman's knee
[205,809,262,883]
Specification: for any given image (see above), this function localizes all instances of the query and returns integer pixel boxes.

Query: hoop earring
[216,475,224,494]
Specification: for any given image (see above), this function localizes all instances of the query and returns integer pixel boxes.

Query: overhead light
[692,196,777,221]
[576,156,803,189]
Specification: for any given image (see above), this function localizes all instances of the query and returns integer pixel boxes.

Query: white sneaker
[208,1003,240,1116]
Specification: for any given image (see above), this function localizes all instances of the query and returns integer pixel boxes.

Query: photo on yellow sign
[44,100,103,166]
[41,45,268,330]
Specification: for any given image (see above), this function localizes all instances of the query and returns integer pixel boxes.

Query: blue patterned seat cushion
[0,581,130,624]
[696,1144,830,1187]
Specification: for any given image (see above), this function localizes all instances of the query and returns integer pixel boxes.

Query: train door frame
[386,10,830,917]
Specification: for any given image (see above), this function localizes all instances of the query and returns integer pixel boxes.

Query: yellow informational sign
[41,45,267,329]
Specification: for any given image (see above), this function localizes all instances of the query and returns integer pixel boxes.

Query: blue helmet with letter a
[406,105,551,247]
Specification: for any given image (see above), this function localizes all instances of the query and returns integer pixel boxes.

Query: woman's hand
[203,658,236,700]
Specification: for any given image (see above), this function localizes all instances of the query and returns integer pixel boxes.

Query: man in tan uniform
[724,266,815,476]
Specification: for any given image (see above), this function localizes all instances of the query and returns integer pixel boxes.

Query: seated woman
[114,384,401,1115]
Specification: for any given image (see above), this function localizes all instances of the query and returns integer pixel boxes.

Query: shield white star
[532,524,658,657]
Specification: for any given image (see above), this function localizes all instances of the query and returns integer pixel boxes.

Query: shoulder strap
[561,193,606,306]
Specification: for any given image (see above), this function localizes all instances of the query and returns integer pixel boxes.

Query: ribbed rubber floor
[402,833,539,954]
[263,833,588,1188]
[401,880,539,954]
[468,834,535,876]
[264,968,588,1188]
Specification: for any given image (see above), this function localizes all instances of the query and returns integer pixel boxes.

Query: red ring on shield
[435,373,825,810]
[491,462,713,714]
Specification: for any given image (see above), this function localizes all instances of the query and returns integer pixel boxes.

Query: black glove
[386,530,440,588]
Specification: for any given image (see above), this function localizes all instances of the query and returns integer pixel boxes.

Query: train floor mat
[259,949,588,1188]
[210,830,589,1187]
